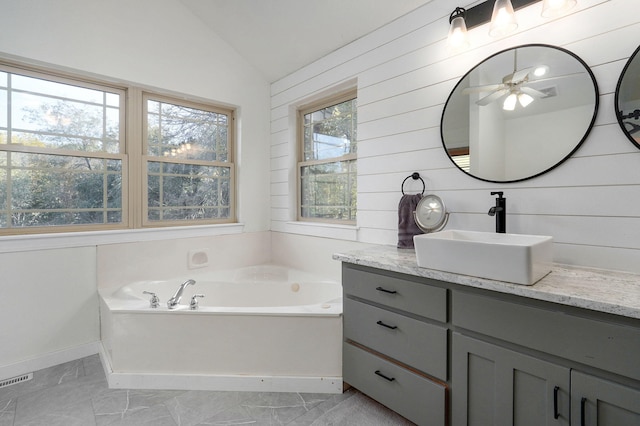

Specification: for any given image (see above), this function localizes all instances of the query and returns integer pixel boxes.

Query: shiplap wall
[270,0,640,274]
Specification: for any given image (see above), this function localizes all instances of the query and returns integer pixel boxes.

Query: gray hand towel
[397,194,423,249]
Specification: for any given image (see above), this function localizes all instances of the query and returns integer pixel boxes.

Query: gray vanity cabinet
[452,332,571,426]
[571,370,640,425]
[342,264,448,426]
[339,261,640,426]
[452,289,640,426]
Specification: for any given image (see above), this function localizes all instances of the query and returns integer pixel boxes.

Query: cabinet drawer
[452,290,640,381]
[344,298,447,380]
[343,342,446,426]
[343,265,447,321]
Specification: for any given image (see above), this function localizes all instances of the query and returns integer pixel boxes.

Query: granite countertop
[333,245,640,320]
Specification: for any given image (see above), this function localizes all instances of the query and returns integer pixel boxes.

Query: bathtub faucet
[167,279,196,309]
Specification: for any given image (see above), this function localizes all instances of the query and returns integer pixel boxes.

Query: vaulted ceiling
[179,0,434,82]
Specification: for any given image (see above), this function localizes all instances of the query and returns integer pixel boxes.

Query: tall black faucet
[488,191,506,233]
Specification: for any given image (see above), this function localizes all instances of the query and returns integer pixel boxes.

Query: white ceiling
[179,0,434,82]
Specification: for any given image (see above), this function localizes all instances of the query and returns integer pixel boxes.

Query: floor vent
[0,373,33,389]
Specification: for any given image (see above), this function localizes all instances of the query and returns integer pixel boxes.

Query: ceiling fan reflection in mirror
[462,49,580,111]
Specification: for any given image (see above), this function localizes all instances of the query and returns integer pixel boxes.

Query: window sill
[285,221,358,241]
[0,223,245,254]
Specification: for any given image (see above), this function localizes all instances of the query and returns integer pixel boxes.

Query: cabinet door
[452,333,570,426]
[571,370,640,426]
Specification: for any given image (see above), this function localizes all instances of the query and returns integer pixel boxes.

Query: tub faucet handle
[190,294,205,310]
[142,291,160,308]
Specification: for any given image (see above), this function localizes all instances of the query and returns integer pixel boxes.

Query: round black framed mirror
[615,44,640,149]
[441,44,599,183]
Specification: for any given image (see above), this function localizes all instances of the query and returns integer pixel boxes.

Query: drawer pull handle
[374,370,395,382]
[553,386,560,419]
[375,286,397,294]
[376,320,398,330]
[580,397,587,426]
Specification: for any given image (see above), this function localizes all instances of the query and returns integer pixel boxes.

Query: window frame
[141,92,236,228]
[0,62,129,235]
[297,90,357,225]
[0,58,236,235]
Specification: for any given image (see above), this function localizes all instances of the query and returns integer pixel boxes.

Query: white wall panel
[271,142,289,159]
[271,169,289,184]
[0,248,97,368]
[357,129,441,159]
[271,0,640,273]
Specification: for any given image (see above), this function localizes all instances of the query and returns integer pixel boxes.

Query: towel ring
[401,172,425,195]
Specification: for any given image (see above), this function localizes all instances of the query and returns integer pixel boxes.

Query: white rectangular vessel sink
[413,230,553,285]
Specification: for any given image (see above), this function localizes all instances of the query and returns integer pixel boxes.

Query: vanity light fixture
[489,0,518,37]
[446,0,577,48]
[541,0,577,18]
[448,7,470,49]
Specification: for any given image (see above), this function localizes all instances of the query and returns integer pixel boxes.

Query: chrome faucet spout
[167,279,196,309]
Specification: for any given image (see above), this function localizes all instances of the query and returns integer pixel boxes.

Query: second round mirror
[615,44,640,149]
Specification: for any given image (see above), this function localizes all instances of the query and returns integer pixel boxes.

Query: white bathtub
[98,265,343,393]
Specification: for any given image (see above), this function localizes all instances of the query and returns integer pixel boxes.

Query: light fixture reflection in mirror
[615,44,640,150]
[441,44,599,183]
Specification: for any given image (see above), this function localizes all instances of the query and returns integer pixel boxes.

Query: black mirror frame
[440,43,600,184]
[614,44,640,150]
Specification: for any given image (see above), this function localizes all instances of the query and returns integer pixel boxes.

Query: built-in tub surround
[333,245,640,319]
[99,265,343,393]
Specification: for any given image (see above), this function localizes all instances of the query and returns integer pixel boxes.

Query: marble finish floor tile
[0,358,85,401]
[0,398,15,426]
[199,392,334,425]
[304,391,414,425]
[92,389,186,426]
[2,356,416,426]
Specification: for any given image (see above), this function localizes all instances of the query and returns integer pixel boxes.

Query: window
[298,92,357,224]
[447,147,470,172]
[0,66,125,233]
[143,95,234,225]
[0,61,235,235]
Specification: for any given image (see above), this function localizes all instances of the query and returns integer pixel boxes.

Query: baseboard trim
[98,343,342,394]
[0,342,100,381]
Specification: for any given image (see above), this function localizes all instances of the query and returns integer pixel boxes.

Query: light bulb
[448,14,469,50]
[542,0,577,18]
[489,0,518,37]
[518,92,534,108]
[534,65,549,77]
[503,93,518,110]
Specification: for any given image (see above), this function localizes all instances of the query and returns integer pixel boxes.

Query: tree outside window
[0,62,236,234]
[298,93,357,224]
[144,96,234,225]
[0,68,124,233]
